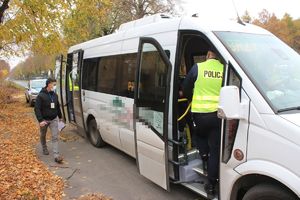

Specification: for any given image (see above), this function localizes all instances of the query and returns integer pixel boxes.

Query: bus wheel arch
[230,174,298,200]
[87,115,106,148]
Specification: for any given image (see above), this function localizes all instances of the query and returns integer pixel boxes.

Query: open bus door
[134,37,171,190]
[71,50,86,133]
[55,55,67,122]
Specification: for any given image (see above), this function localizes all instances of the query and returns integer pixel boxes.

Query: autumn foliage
[0,60,9,80]
[0,81,18,107]
[243,9,300,53]
[0,87,64,199]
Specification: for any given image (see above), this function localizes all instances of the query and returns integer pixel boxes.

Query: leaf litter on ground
[0,82,113,200]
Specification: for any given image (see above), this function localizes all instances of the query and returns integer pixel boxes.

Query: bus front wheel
[88,119,106,148]
[242,183,297,200]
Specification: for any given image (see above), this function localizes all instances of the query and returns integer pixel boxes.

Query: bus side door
[55,55,67,122]
[71,50,86,132]
[134,37,171,190]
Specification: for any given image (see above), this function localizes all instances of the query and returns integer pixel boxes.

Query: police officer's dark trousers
[193,112,221,184]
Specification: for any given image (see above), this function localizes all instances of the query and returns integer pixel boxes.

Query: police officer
[68,71,75,121]
[181,49,223,197]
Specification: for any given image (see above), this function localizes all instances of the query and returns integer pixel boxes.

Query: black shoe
[43,148,49,155]
[54,156,63,164]
[204,183,215,199]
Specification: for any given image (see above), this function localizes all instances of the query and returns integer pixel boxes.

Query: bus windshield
[215,31,300,112]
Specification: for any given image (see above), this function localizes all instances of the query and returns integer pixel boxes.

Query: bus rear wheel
[242,183,297,200]
[88,119,106,148]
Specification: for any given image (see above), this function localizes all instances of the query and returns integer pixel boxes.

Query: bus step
[193,167,208,176]
[181,182,218,200]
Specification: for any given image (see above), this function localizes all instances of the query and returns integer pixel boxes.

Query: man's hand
[59,118,64,123]
[39,121,48,127]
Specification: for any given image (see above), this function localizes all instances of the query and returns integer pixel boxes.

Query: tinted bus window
[82,58,98,91]
[97,57,118,95]
[119,53,137,98]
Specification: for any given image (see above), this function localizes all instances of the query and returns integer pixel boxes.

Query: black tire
[88,119,106,148]
[242,184,297,200]
[29,98,34,107]
[26,96,29,103]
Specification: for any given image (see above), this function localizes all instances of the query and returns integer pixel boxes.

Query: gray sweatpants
[40,117,60,158]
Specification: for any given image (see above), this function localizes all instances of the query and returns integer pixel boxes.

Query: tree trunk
[0,0,10,24]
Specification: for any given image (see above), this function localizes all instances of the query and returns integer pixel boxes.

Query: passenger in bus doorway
[34,78,64,164]
[181,50,224,197]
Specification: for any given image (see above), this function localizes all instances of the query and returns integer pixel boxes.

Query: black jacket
[34,87,62,122]
[182,63,198,100]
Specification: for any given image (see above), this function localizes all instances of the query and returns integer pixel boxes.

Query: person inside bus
[34,78,64,164]
[67,71,74,121]
[180,49,224,197]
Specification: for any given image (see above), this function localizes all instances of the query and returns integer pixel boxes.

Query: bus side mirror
[217,86,247,120]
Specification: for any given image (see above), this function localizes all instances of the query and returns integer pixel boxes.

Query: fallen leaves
[0,86,64,199]
[59,131,80,142]
[76,193,113,200]
[0,82,18,108]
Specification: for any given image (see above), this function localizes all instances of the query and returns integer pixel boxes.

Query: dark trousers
[193,112,221,184]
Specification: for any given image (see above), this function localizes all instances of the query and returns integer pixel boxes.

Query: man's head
[206,49,217,60]
[46,78,56,92]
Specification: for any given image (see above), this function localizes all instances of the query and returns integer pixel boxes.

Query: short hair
[46,77,56,87]
[208,47,215,53]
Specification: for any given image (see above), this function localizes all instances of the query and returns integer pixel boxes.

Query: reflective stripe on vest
[193,96,219,101]
[191,59,224,113]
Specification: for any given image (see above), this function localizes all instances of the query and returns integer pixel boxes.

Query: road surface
[12,80,28,88]
[37,125,203,200]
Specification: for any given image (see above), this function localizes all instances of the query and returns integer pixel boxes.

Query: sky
[7,0,300,69]
[176,0,300,20]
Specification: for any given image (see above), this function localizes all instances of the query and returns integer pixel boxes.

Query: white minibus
[55,14,300,200]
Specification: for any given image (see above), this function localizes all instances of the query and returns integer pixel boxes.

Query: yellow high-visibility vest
[191,59,224,113]
[68,73,73,91]
[68,72,79,91]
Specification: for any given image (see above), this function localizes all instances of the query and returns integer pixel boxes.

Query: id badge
[50,102,55,109]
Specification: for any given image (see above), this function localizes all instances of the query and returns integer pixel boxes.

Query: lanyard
[48,92,54,102]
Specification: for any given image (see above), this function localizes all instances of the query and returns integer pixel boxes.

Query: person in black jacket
[34,78,63,163]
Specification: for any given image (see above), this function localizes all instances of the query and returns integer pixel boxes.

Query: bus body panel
[235,160,300,198]
[248,114,300,178]
[220,163,241,200]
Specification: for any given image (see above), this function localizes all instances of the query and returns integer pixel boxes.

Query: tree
[0,59,9,80]
[0,0,68,57]
[10,54,55,79]
[0,0,10,24]
[117,0,174,20]
[63,0,113,46]
[63,0,175,46]
[241,10,252,23]
[293,19,300,53]
[253,10,300,53]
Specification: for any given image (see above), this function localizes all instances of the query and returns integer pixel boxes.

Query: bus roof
[68,14,270,54]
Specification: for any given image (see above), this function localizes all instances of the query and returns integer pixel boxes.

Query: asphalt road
[36,125,203,200]
[12,80,28,88]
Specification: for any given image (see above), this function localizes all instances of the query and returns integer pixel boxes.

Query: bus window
[138,50,169,106]
[119,53,137,98]
[82,58,98,92]
[97,57,118,95]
